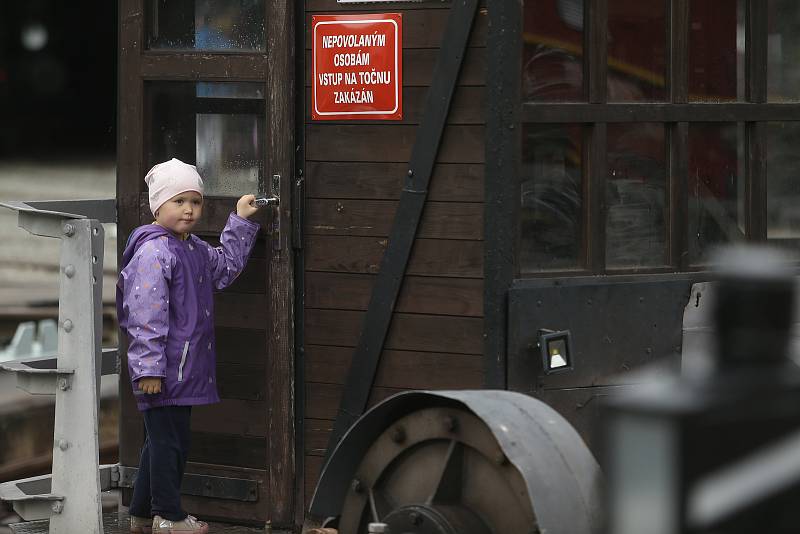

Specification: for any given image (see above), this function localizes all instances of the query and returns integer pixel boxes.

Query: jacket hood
[120,224,174,272]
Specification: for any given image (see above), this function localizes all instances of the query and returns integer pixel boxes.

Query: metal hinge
[293,170,304,250]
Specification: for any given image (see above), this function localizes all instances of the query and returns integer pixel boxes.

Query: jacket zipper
[178,341,189,382]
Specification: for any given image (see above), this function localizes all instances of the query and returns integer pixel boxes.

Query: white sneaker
[152,514,209,533]
[129,515,152,534]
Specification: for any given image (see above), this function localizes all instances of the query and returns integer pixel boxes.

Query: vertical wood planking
[669,123,689,269]
[303,1,488,510]
[587,0,608,104]
[117,0,145,471]
[669,0,689,268]
[485,0,518,388]
[586,123,607,272]
[669,0,689,103]
[745,0,767,240]
[266,0,296,526]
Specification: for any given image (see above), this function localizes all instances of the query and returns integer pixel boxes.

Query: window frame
[499,0,795,279]
[483,0,793,388]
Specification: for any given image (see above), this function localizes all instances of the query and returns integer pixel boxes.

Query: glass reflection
[146,82,265,197]
[148,0,265,51]
[688,123,745,264]
[689,0,745,102]
[767,122,800,243]
[768,0,800,101]
[520,124,583,272]
[608,0,667,102]
[522,0,584,102]
[606,123,667,268]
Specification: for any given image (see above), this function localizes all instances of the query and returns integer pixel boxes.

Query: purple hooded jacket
[117,213,259,411]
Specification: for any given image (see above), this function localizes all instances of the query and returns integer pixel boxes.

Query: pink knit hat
[144,158,205,216]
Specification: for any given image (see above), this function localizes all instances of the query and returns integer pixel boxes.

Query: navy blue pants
[129,405,192,521]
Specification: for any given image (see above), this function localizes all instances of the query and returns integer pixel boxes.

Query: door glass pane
[608,0,667,102]
[146,81,265,196]
[688,123,745,265]
[606,123,667,268]
[147,0,265,51]
[522,0,585,102]
[768,0,800,102]
[767,122,800,244]
[689,0,745,102]
[520,124,584,272]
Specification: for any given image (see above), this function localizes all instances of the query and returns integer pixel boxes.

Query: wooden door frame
[266,0,297,528]
[117,0,296,527]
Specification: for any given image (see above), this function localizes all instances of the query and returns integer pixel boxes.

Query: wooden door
[117,0,295,527]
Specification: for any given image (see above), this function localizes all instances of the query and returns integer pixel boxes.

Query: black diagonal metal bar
[325,0,479,458]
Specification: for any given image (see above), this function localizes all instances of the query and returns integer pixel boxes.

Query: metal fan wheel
[307,390,602,534]
[338,406,535,534]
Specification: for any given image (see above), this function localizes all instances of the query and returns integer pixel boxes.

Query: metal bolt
[407,169,413,177]
[57,378,70,391]
[351,478,364,494]
[410,511,422,525]
[391,426,406,443]
[443,416,458,432]
[57,439,69,451]
[62,319,73,333]
[336,202,345,213]
[51,501,63,514]
[63,265,75,278]
[62,223,75,237]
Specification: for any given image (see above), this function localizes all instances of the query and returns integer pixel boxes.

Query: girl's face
[155,191,203,235]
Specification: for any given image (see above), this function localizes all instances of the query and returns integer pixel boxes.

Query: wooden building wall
[302,0,488,509]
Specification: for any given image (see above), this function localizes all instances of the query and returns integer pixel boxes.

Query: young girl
[117,158,261,534]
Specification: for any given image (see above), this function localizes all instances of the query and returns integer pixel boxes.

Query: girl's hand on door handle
[237,194,261,219]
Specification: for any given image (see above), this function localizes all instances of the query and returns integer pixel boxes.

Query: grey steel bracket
[0,465,118,522]
[0,200,108,533]
[0,199,115,238]
[0,361,75,396]
[0,349,118,395]
[116,466,259,502]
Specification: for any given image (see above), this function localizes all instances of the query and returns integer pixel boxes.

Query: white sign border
[313,18,400,117]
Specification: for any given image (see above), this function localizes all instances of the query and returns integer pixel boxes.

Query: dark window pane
[767,122,800,243]
[689,0,745,102]
[522,0,585,102]
[145,82,265,196]
[688,123,745,264]
[147,0,265,51]
[608,0,667,102]
[767,0,800,102]
[520,124,584,272]
[606,123,667,268]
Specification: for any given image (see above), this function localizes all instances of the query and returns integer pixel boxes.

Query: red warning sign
[312,13,402,121]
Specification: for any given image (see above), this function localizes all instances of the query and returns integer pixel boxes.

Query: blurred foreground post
[605,245,800,534]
